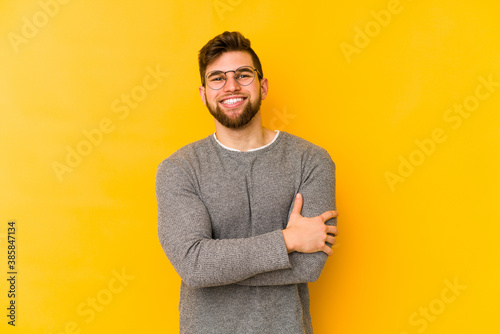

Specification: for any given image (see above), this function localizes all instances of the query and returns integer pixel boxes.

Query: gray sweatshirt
[156,131,336,334]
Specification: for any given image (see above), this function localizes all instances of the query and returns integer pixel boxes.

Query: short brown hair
[198,31,263,86]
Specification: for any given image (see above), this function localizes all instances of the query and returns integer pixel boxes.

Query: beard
[205,91,262,129]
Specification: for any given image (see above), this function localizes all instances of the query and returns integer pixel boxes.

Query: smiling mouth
[219,96,247,107]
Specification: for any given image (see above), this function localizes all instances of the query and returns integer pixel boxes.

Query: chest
[197,157,300,239]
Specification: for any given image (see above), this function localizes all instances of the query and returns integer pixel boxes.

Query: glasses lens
[206,71,226,90]
[235,67,256,86]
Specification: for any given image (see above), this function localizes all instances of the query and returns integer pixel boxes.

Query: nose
[223,72,241,92]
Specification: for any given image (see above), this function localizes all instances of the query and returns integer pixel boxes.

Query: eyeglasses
[204,65,262,90]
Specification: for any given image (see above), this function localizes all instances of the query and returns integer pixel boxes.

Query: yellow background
[1,0,499,333]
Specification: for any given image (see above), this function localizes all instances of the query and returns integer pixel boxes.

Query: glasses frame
[204,65,262,90]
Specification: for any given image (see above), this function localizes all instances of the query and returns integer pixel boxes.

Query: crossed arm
[156,150,337,289]
[236,153,338,286]
[237,193,337,286]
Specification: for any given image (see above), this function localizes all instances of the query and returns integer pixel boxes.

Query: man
[156,31,338,334]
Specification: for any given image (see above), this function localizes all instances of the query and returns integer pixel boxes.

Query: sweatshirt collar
[213,130,280,152]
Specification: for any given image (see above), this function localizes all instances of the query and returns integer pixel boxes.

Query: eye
[236,69,254,79]
[207,72,225,82]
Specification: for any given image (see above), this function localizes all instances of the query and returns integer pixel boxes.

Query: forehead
[206,51,254,73]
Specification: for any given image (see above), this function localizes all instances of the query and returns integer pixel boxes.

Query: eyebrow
[206,66,253,76]
[206,71,224,77]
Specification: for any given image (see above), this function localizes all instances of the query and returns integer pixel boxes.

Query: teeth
[221,97,244,105]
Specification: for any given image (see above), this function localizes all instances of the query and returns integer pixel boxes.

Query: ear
[260,78,269,100]
[199,86,206,106]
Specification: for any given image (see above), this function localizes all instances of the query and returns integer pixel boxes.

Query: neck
[214,112,276,152]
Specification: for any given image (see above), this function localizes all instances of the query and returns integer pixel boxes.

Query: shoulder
[279,132,334,165]
[156,135,214,177]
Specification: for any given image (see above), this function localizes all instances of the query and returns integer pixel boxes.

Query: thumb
[291,193,303,216]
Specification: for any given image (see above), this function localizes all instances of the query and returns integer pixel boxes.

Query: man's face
[199,51,268,129]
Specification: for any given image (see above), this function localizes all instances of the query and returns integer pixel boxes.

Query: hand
[282,193,338,256]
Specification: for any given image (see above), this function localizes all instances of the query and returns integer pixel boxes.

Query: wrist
[282,228,296,253]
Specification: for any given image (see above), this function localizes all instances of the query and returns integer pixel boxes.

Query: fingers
[319,210,338,222]
[324,228,337,255]
[326,225,338,236]
[322,235,336,255]
[325,235,336,245]
[291,193,303,216]
[322,245,334,256]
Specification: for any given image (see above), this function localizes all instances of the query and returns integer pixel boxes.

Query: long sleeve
[157,133,332,333]
[237,148,336,286]
[156,158,292,289]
